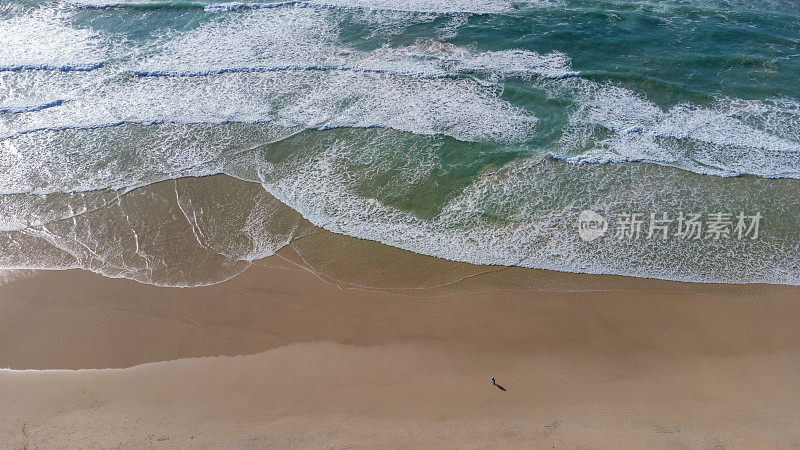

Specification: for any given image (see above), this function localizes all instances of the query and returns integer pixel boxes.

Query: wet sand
[2,231,800,447]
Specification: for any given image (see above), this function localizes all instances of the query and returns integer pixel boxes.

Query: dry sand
[2,231,800,447]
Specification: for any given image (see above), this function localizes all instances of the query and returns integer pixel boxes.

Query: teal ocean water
[0,0,798,286]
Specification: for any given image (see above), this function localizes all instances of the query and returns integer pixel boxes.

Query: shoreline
[2,172,798,289]
[3,227,798,370]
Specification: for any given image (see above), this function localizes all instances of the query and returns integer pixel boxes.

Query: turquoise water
[0,0,798,285]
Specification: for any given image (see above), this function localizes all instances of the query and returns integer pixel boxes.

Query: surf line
[0,118,281,140]
[204,1,512,14]
[68,0,509,15]
[0,63,104,73]
[0,100,67,115]
[133,65,452,79]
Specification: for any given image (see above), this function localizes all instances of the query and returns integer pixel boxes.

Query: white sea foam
[459,49,578,78]
[1,6,546,198]
[68,0,519,13]
[569,84,798,152]
[554,81,800,178]
[0,5,562,151]
[288,0,515,14]
[67,0,129,7]
[0,123,297,196]
[722,97,800,143]
[133,8,572,79]
[1,70,536,147]
[202,0,516,14]
[0,7,106,71]
[358,44,577,79]
[136,7,343,75]
[254,134,800,285]
[0,71,106,114]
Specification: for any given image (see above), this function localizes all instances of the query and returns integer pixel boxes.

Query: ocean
[0,0,798,286]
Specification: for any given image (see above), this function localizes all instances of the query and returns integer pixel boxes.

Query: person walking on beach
[491,376,506,391]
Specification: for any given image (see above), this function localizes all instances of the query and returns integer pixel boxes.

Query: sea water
[0,0,798,286]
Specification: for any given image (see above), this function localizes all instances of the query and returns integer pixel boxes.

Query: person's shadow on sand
[491,377,506,392]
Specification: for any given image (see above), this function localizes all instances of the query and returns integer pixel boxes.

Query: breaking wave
[68,0,524,14]
[0,6,107,72]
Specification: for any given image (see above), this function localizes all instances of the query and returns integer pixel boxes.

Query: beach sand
[2,229,800,447]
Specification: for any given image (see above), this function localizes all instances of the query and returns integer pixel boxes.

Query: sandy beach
[2,229,800,448]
